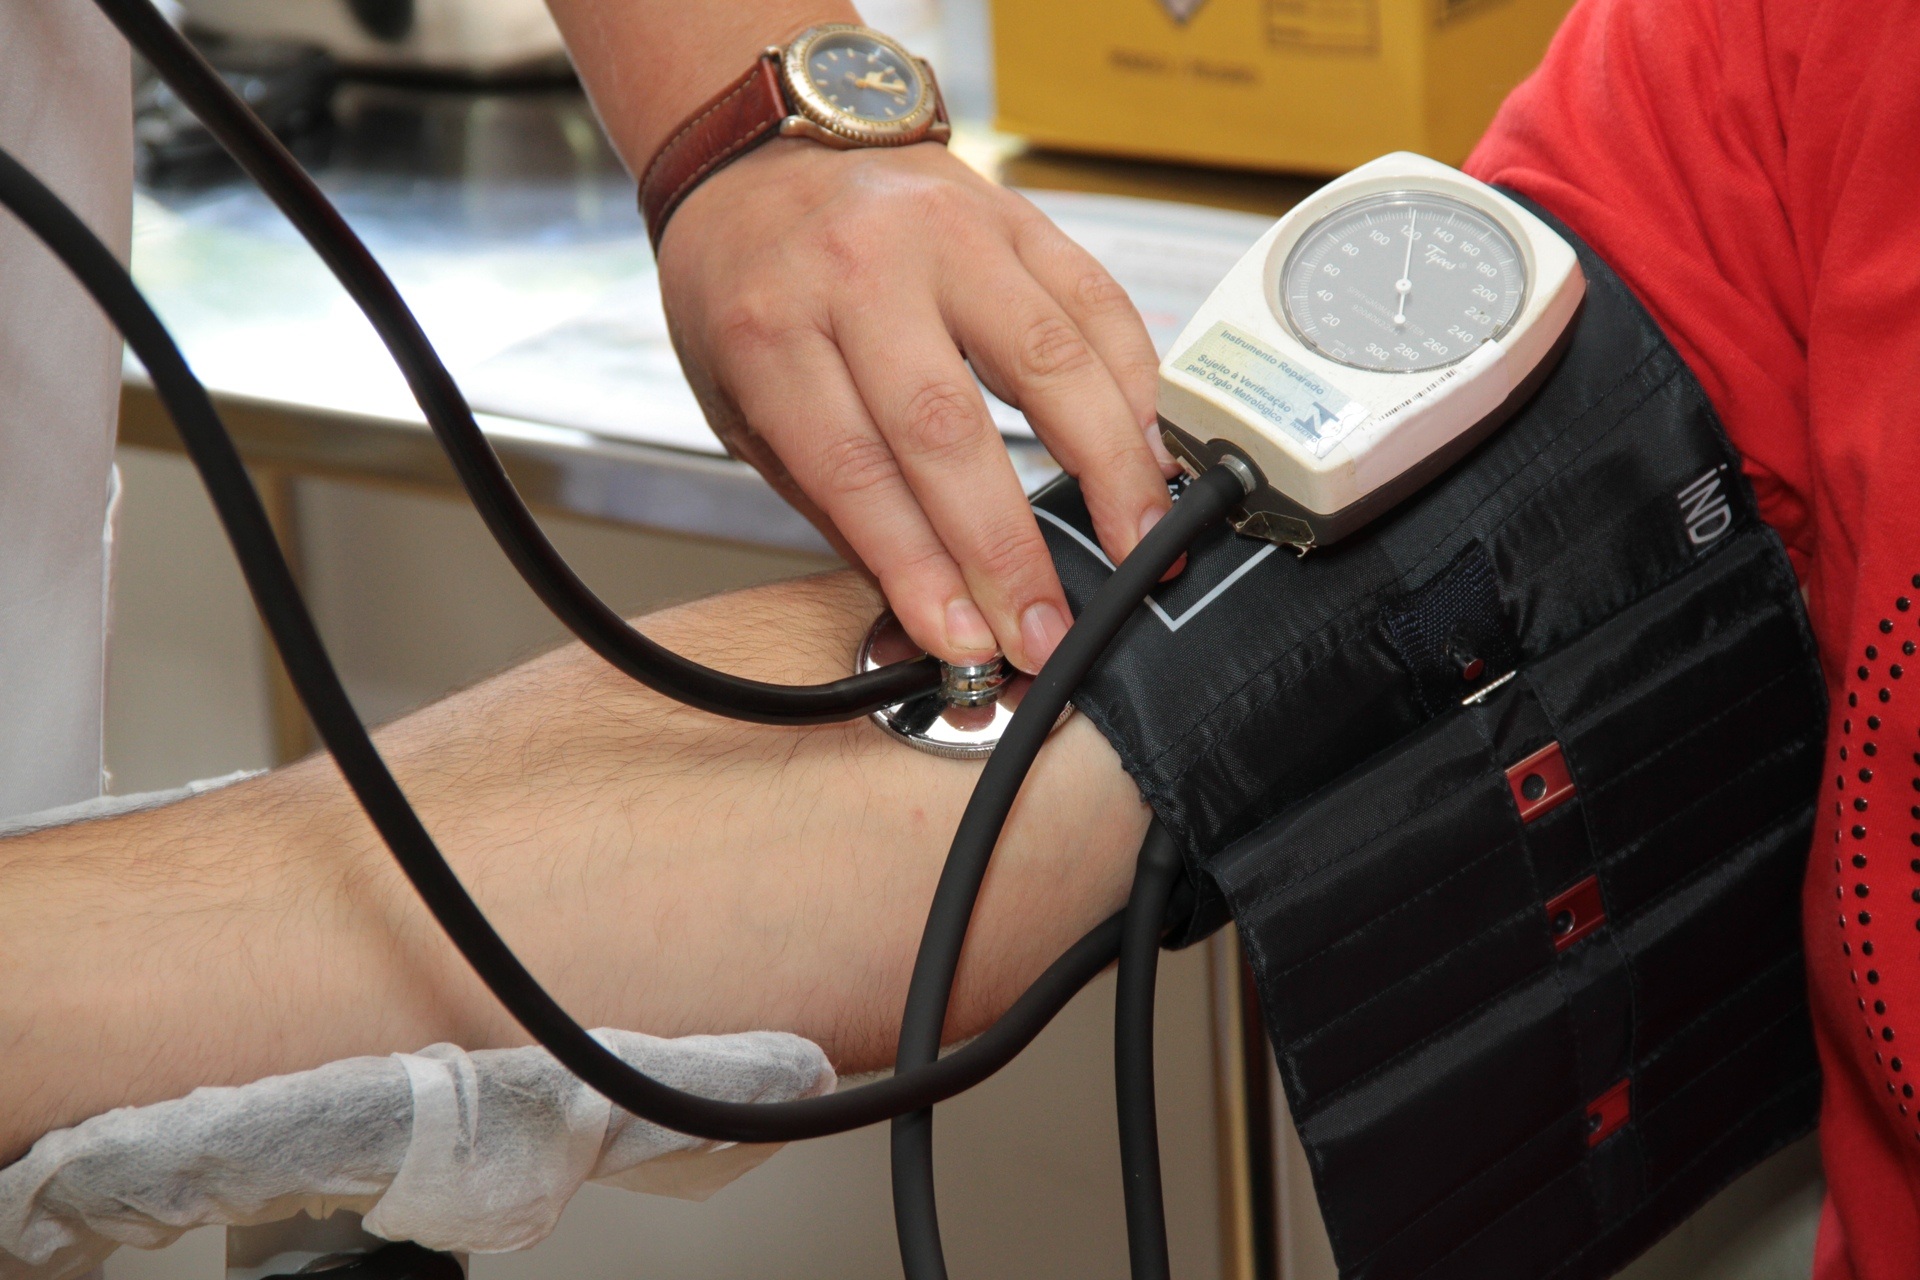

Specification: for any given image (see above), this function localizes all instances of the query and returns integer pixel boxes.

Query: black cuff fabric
[1033,198,1824,1280]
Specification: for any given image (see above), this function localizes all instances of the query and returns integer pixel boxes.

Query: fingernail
[1144,421,1178,470]
[1138,505,1166,544]
[944,597,996,656]
[1020,600,1070,670]
[1140,508,1182,582]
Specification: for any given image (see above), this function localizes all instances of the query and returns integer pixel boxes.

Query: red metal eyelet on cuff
[1545,875,1607,951]
[1507,741,1577,822]
[1586,1078,1631,1146]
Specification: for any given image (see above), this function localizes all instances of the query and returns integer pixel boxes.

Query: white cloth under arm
[0,771,262,840]
[0,1029,835,1280]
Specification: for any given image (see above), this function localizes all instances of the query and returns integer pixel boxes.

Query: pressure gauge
[1157,153,1585,552]
[1279,192,1527,374]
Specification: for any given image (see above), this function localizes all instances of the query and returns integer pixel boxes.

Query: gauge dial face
[800,31,927,124]
[1279,192,1527,374]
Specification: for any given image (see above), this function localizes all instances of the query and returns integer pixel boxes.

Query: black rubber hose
[93,0,941,726]
[890,465,1249,1280]
[262,1240,457,1280]
[0,140,1130,1145]
[1116,821,1183,1280]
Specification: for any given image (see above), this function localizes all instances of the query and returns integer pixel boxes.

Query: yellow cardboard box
[991,0,1573,174]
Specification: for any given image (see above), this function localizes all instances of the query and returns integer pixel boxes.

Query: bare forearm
[544,0,859,171]
[0,573,1146,1163]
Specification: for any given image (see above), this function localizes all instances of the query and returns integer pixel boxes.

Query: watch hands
[1393,209,1417,327]
[846,70,910,98]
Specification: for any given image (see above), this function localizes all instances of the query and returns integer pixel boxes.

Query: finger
[1005,209,1178,474]
[691,353,884,575]
[984,230,1186,582]
[942,254,1173,573]
[724,330,999,667]
[833,301,1073,674]
[714,414,870,570]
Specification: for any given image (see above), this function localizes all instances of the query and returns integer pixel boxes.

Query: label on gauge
[1170,322,1370,459]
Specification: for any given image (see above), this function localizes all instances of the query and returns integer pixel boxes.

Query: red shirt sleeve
[1464,2,1920,1276]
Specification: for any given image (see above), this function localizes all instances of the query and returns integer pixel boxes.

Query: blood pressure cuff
[1031,200,1825,1280]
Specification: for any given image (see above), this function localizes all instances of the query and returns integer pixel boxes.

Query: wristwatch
[638,23,951,248]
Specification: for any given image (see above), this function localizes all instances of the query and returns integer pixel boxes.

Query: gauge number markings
[1281,195,1525,374]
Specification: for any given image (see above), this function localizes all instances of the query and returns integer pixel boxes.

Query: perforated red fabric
[1466,1,1920,1275]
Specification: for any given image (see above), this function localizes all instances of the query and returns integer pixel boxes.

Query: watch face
[786,26,933,140]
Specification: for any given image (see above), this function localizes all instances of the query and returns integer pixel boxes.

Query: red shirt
[1466,1,1920,1274]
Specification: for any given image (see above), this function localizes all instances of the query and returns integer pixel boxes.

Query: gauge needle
[1393,210,1416,326]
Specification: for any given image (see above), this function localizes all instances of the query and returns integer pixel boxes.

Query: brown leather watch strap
[638,54,788,250]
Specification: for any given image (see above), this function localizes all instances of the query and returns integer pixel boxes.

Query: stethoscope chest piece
[856,611,1073,759]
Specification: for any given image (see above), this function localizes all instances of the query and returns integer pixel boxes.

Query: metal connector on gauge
[856,613,1071,759]
[1158,421,1321,553]
[1215,452,1261,498]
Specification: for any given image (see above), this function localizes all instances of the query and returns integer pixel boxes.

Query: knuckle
[816,221,873,274]
[969,516,1046,587]
[1093,437,1149,478]
[1059,439,1144,491]
[1112,357,1159,409]
[896,380,986,460]
[1016,313,1096,382]
[1071,268,1133,315]
[880,541,954,594]
[1117,345,1161,385]
[711,290,789,350]
[814,431,899,500]
[910,176,969,218]
[921,181,983,229]
[803,203,893,276]
[1003,199,1058,245]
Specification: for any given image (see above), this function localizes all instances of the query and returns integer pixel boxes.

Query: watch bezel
[780,24,937,146]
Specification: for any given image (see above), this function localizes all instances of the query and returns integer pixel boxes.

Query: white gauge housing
[1157,152,1585,550]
